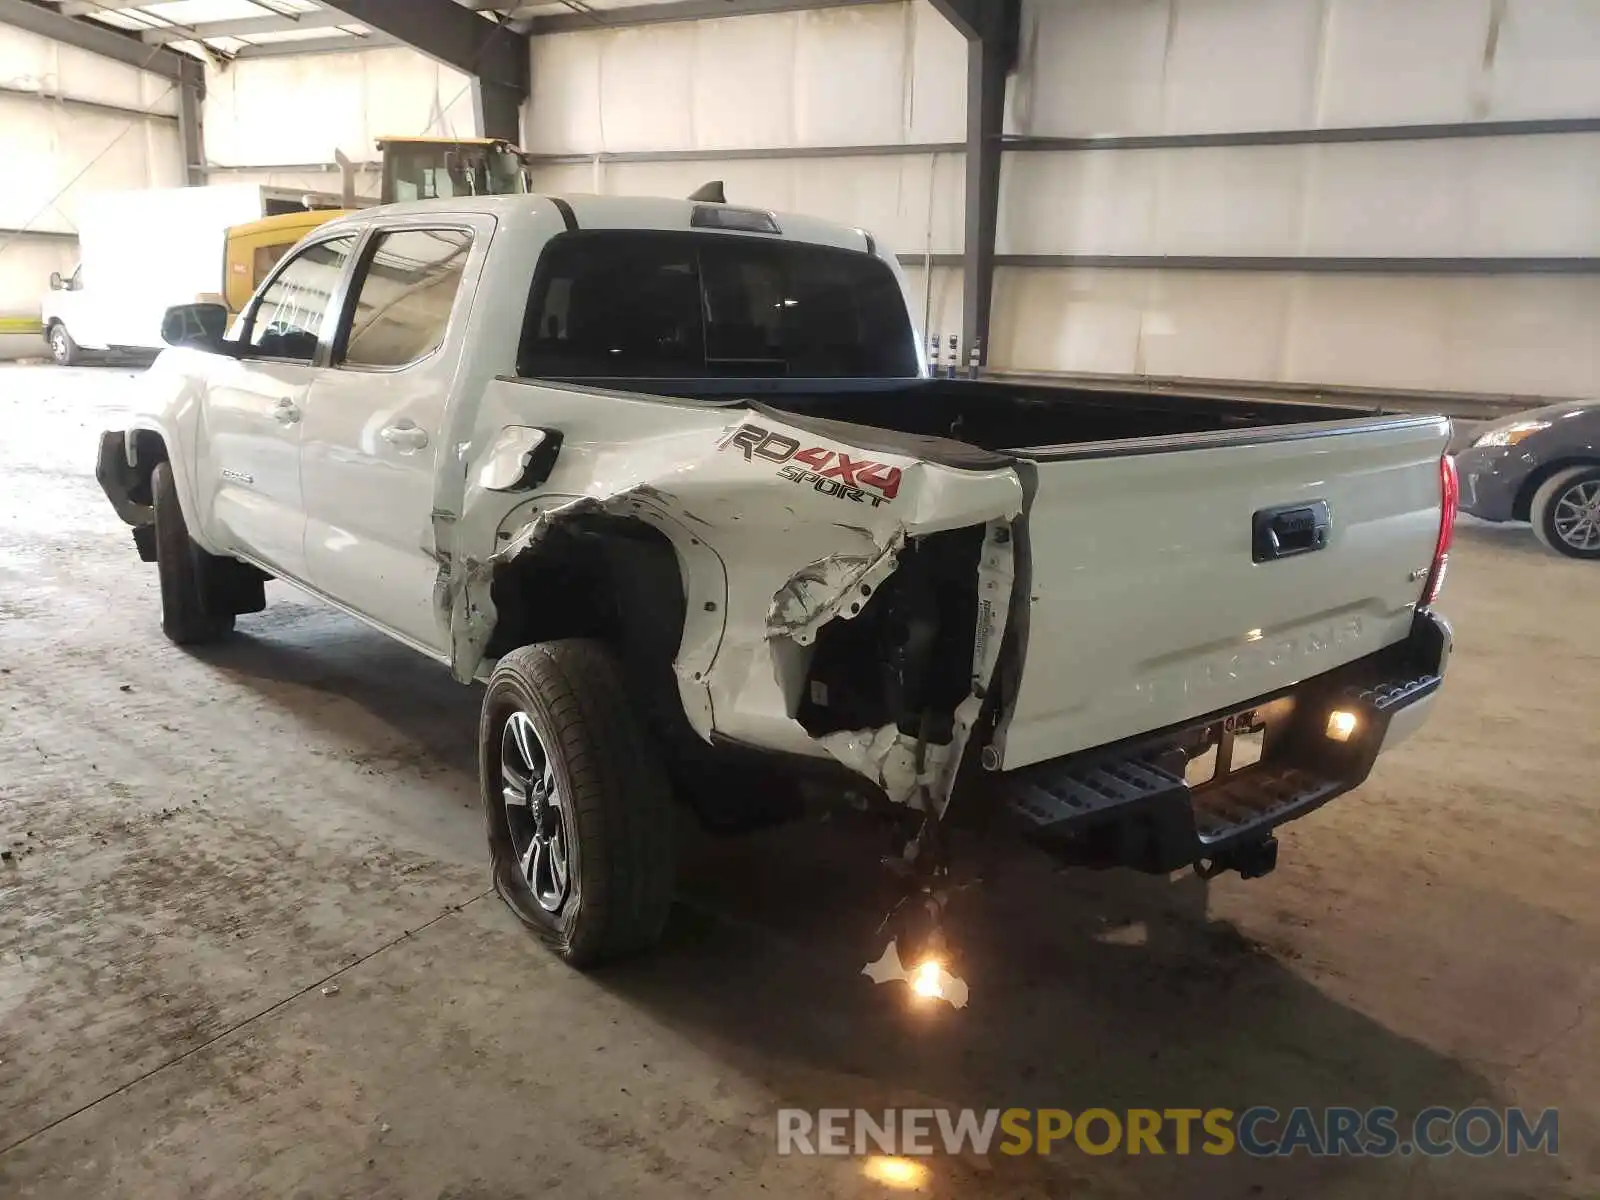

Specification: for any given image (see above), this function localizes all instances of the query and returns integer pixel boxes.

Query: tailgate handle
[1253,500,1330,563]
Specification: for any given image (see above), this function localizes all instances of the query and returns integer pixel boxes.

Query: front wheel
[1531,466,1600,559]
[480,640,677,966]
[152,462,235,644]
[48,322,79,366]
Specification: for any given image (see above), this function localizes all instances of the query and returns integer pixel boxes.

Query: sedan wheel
[1531,466,1600,560]
[1552,481,1600,552]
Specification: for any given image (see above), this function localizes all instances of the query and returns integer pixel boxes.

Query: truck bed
[581,372,1451,773]
[597,375,1377,458]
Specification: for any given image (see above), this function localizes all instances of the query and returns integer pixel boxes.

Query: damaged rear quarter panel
[451,380,1024,804]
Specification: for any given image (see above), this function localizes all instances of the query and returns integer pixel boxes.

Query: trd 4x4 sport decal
[717,422,902,508]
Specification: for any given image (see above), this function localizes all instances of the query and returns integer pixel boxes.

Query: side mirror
[48,271,64,291]
[161,302,230,349]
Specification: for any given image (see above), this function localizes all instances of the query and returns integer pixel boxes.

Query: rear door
[299,221,483,654]
[199,234,358,579]
[995,418,1450,771]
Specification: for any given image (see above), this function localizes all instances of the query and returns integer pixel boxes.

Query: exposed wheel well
[1514,458,1600,521]
[127,431,170,507]
[483,515,814,830]
[485,515,699,757]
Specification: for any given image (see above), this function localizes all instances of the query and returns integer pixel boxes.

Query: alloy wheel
[500,710,572,914]
[1552,480,1600,552]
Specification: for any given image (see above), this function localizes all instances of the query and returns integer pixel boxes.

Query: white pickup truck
[97,193,1455,970]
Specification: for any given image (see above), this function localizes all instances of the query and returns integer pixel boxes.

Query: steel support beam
[0,0,191,80]
[231,32,400,58]
[898,252,1600,274]
[141,9,364,44]
[315,0,527,141]
[514,0,896,35]
[932,0,1017,370]
[0,81,176,122]
[176,54,205,185]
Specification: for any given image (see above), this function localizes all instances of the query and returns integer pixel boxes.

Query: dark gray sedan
[1456,400,1600,559]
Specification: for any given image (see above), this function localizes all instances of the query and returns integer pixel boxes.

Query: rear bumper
[996,610,1451,875]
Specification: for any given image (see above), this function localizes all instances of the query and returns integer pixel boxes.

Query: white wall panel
[202,47,475,168]
[1158,0,1321,133]
[991,268,1149,375]
[207,166,381,201]
[907,1,968,145]
[1012,0,1600,134]
[1000,135,1600,258]
[1489,0,1600,120]
[525,2,966,154]
[531,151,966,256]
[0,94,183,235]
[1009,0,1171,136]
[692,18,795,150]
[525,29,605,153]
[1317,0,1494,127]
[0,25,178,117]
[990,268,1600,400]
[999,149,1158,255]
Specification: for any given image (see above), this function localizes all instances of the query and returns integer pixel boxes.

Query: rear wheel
[480,640,677,966]
[152,462,235,643]
[48,322,79,366]
[1531,466,1600,560]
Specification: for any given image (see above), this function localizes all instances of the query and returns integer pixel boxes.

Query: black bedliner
[544,374,1377,459]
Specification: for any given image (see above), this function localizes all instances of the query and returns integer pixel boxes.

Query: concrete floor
[0,365,1594,1199]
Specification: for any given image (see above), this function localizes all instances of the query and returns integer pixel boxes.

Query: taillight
[1422,454,1458,607]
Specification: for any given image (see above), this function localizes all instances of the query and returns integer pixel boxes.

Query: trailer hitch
[1196,835,1279,881]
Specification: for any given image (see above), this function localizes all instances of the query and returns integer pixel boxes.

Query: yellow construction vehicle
[219,136,530,311]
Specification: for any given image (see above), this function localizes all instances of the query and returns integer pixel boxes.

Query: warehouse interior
[0,1,1597,1197]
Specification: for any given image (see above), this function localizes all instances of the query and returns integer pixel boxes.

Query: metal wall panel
[1000,135,1600,257]
[1488,0,1600,119]
[524,2,966,154]
[201,47,476,168]
[1010,0,1600,135]
[1316,0,1495,127]
[529,149,966,254]
[0,93,183,235]
[0,24,180,118]
[989,268,1600,399]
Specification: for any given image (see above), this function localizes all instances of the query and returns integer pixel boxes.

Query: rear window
[517,231,918,379]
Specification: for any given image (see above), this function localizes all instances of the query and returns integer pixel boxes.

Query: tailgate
[996,416,1450,771]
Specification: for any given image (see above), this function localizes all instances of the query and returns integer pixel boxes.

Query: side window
[248,235,356,362]
[340,228,472,369]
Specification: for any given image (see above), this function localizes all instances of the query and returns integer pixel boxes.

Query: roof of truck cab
[314,193,877,255]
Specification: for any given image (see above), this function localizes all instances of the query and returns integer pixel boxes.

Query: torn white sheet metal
[820,725,951,810]
[442,388,1026,805]
[766,529,905,645]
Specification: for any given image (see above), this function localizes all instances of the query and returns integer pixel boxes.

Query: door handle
[380,421,430,451]
[272,397,301,425]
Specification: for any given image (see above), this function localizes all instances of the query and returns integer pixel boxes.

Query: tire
[480,639,677,966]
[48,322,79,367]
[151,462,235,643]
[1530,465,1600,560]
